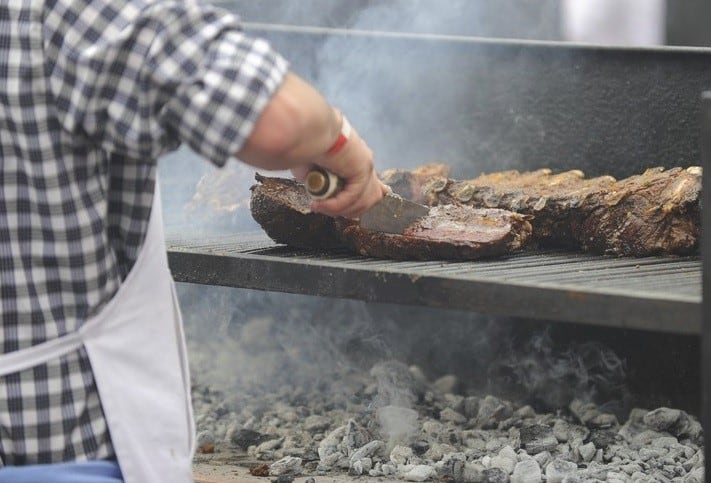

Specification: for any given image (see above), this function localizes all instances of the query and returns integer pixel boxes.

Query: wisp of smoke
[489,327,629,414]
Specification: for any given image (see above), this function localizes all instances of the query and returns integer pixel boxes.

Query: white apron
[0,183,195,483]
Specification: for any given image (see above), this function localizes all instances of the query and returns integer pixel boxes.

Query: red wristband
[325,115,352,156]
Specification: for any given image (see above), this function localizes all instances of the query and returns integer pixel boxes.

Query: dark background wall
[666,0,711,47]
[221,0,711,47]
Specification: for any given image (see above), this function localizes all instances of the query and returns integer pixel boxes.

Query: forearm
[236,72,385,218]
[236,73,342,170]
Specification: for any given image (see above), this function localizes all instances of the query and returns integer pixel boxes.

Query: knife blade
[305,167,430,235]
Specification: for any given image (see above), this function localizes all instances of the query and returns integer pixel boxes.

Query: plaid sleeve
[45,0,288,165]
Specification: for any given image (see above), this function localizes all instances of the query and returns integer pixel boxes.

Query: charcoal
[231,428,276,450]
[642,408,703,446]
[489,446,517,474]
[569,399,618,429]
[587,429,618,449]
[440,407,467,425]
[511,459,542,483]
[412,440,430,456]
[400,464,437,481]
[342,419,371,455]
[476,396,513,429]
[351,440,385,463]
[303,414,331,433]
[578,441,596,462]
[545,458,578,483]
[196,430,216,454]
[520,424,558,455]
[380,165,701,256]
[435,452,467,480]
[462,396,481,419]
[269,456,302,476]
[643,407,683,432]
[193,362,705,483]
[483,467,510,483]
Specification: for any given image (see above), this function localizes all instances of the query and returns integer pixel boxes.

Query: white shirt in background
[561,0,666,46]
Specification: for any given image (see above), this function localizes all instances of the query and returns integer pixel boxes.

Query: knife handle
[305,166,343,199]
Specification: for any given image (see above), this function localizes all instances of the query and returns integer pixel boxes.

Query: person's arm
[237,73,386,218]
[47,0,384,217]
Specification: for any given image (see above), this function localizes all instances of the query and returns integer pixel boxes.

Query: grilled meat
[380,165,701,256]
[250,174,532,260]
[250,174,344,251]
[337,205,531,260]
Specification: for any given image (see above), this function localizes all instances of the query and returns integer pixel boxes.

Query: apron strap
[0,332,82,377]
[0,179,163,378]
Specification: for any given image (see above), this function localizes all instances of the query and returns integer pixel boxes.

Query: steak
[380,165,701,256]
[338,205,532,260]
[250,174,344,251]
[250,174,533,260]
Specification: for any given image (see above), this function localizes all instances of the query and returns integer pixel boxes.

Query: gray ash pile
[191,353,704,482]
[182,286,702,482]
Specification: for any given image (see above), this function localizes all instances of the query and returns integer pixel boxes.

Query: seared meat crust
[250,174,532,260]
[380,164,701,256]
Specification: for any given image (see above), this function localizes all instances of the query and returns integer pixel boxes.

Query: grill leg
[701,91,711,482]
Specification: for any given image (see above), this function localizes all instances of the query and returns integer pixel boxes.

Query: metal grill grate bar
[167,232,701,334]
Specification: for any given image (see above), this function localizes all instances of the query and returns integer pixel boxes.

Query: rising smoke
[159,0,564,231]
[161,0,646,435]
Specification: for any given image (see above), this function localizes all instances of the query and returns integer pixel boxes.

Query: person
[0,0,387,481]
[561,0,666,46]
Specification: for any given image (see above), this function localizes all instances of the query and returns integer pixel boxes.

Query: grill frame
[701,93,711,483]
[164,28,711,476]
[243,24,711,180]
[167,233,701,334]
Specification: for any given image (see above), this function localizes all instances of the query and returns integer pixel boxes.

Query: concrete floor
[192,450,402,483]
[193,462,401,483]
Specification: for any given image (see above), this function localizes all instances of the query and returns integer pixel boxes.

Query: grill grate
[167,232,701,334]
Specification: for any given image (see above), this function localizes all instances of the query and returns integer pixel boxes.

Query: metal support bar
[701,91,711,483]
[167,234,700,334]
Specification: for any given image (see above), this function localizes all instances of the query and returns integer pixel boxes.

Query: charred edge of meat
[575,167,701,256]
[337,205,532,261]
[251,174,532,260]
[384,164,701,257]
[250,174,345,251]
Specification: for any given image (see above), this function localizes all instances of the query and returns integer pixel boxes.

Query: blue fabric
[0,460,123,483]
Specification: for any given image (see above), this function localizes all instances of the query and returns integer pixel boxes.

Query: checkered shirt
[0,0,287,465]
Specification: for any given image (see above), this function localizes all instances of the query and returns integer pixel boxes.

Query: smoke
[376,405,419,451]
[180,285,407,398]
[159,0,678,426]
[222,0,562,176]
[180,277,635,421]
[309,1,519,173]
[487,327,629,415]
[158,0,562,233]
[219,0,560,37]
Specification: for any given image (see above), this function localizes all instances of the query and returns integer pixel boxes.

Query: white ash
[177,268,700,483]
[269,456,303,476]
[191,359,704,482]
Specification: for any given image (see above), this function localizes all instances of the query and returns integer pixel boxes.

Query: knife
[304,166,430,235]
